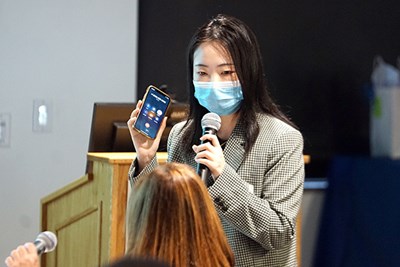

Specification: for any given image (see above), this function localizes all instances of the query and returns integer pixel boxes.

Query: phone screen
[134,86,171,139]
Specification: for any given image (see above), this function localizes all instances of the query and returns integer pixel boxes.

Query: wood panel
[40,153,168,267]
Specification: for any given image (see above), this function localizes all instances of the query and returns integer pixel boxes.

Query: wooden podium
[41,153,308,267]
[40,152,168,267]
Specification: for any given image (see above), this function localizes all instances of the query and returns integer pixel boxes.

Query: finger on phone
[130,101,143,118]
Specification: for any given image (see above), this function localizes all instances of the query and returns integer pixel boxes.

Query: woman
[128,14,304,266]
[125,162,234,267]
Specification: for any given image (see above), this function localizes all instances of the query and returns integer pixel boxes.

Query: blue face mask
[193,80,244,116]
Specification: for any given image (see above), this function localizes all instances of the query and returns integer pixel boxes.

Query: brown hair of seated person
[125,163,234,267]
[108,256,169,267]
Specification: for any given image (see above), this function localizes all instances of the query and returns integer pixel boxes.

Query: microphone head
[36,231,58,253]
[201,113,221,131]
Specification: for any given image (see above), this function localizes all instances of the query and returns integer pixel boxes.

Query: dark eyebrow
[194,63,235,67]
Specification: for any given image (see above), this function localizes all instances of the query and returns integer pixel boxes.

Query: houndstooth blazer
[128,113,304,267]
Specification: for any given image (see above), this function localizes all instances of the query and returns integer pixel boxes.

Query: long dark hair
[181,14,296,155]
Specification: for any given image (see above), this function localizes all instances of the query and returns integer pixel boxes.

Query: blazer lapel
[224,120,246,172]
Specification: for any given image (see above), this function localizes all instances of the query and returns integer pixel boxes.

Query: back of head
[107,256,169,267]
[126,163,234,267]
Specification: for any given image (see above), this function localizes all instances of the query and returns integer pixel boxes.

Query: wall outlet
[32,99,52,133]
[0,113,11,147]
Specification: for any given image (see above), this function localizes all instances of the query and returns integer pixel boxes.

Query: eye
[221,70,235,76]
[197,71,208,76]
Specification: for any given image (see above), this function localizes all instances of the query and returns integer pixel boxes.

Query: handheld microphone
[196,112,221,184]
[34,231,58,255]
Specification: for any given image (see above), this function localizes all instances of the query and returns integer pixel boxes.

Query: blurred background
[1,0,399,266]
[137,0,400,178]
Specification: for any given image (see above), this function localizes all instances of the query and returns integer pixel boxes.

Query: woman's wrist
[137,153,155,172]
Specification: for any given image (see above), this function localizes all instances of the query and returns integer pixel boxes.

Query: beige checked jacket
[129,113,304,267]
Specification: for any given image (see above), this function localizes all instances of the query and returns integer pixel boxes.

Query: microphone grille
[37,231,58,253]
[201,112,221,131]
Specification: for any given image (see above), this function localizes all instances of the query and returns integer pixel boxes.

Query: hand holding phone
[133,85,171,139]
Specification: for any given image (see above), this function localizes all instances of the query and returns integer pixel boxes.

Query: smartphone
[133,85,171,139]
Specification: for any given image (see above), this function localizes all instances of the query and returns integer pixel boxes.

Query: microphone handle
[199,168,209,184]
[196,127,217,181]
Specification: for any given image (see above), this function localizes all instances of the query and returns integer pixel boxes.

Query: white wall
[0,0,138,261]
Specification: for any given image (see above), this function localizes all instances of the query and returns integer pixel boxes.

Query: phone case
[133,85,171,139]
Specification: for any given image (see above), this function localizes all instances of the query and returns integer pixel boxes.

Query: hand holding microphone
[34,231,57,255]
[5,231,57,267]
[193,113,225,184]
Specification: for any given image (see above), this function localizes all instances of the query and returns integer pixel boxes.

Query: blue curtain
[314,156,400,267]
